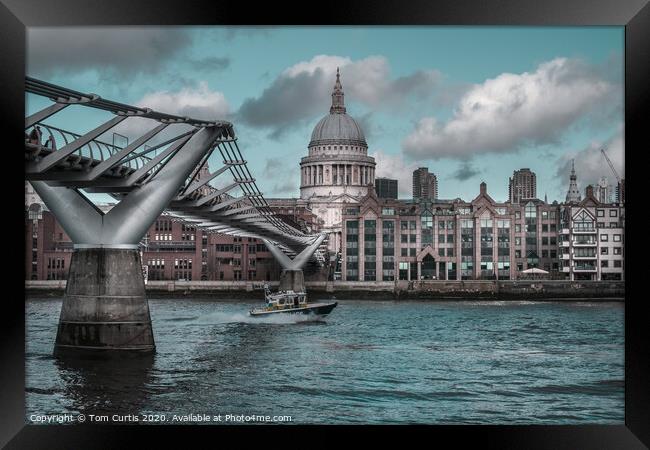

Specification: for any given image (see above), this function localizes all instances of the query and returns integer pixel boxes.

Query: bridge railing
[26,123,153,171]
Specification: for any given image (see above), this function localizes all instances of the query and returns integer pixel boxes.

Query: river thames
[25,298,624,425]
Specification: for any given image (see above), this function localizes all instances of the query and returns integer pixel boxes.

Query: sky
[26,26,624,203]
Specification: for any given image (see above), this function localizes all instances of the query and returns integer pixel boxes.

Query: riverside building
[559,185,625,281]
[340,182,567,281]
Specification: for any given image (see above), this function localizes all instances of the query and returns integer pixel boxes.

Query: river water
[25,298,624,425]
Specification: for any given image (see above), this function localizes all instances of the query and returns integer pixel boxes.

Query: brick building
[25,202,325,282]
[339,182,624,281]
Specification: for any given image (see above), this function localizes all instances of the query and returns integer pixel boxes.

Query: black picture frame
[2,0,648,447]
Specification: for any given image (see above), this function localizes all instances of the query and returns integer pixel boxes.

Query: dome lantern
[330,67,346,114]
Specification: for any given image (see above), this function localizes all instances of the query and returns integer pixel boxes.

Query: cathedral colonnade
[301,163,375,187]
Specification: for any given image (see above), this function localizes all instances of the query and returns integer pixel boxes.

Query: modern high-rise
[595,177,613,204]
[412,168,438,200]
[616,179,625,203]
[508,168,537,203]
[375,177,398,199]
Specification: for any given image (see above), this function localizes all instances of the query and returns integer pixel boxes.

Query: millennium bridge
[25,77,325,356]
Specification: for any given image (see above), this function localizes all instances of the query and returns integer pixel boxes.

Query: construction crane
[601,148,621,183]
[601,148,624,205]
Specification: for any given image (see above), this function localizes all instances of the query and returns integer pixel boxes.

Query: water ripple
[25,298,624,424]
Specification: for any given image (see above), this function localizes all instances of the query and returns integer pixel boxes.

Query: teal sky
[26,26,624,203]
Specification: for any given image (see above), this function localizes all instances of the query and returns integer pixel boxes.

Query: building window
[601,247,609,255]
[613,234,621,242]
[597,209,605,217]
[574,210,595,231]
[601,260,609,268]
[600,234,608,242]
[613,247,622,255]
[614,260,622,268]
[609,209,618,217]
[420,211,433,246]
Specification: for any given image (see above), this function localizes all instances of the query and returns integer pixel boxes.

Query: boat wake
[198,311,325,325]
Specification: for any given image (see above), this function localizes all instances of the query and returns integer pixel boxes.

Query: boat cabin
[266,290,307,309]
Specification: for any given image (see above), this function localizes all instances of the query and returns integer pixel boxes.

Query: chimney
[585,185,594,198]
[480,181,487,195]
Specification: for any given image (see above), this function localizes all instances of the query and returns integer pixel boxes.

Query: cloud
[138,81,230,119]
[371,150,420,197]
[27,28,194,79]
[402,57,619,160]
[188,56,231,72]
[555,127,624,190]
[104,82,231,144]
[237,54,441,137]
[262,157,299,195]
[451,162,481,181]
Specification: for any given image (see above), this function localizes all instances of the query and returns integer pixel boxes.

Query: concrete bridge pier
[279,269,306,293]
[262,234,326,294]
[55,247,154,356]
[30,126,223,357]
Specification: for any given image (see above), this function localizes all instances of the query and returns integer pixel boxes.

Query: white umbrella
[520,268,549,274]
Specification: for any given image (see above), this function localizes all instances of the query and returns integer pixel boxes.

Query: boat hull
[250,301,338,317]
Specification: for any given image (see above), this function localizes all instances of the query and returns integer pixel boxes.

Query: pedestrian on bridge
[28,126,42,145]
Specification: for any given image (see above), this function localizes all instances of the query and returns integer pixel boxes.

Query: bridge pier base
[54,248,155,357]
[279,269,306,293]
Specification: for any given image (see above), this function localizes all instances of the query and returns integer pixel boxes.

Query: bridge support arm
[262,234,326,271]
[103,127,223,245]
[29,181,103,244]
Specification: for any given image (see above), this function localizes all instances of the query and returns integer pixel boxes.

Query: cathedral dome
[308,68,367,149]
[309,113,367,147]
[300,68,376,203]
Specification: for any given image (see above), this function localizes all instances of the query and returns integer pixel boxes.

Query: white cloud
[371,150,420,196]
[108,82,231,142]
[402,58,617,159]
[138,81,230,119]
[556,126,624,189]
